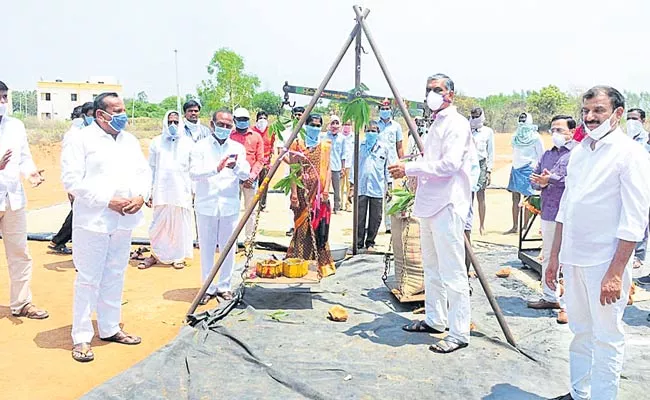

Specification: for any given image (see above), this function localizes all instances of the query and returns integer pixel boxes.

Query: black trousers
[258,166,269,209]
[357,195,383,248]
[52,210,73,246]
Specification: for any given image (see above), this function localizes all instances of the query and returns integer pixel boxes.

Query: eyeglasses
[168,120,180,125]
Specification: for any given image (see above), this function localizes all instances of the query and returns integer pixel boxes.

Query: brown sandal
[100,330,142,345]
[137,256,157,270]
[72,343,94,362]
[172,261,186,270]
[12,303,49,320]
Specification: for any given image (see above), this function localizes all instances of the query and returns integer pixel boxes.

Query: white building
[36,77,123,120]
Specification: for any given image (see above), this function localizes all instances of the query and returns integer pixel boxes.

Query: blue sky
[3,0,648,103]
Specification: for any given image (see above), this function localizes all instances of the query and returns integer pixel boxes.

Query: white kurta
[61,122,151,344]
[148,132,194,263]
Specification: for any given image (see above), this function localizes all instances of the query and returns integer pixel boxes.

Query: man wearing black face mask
[546,86,650,400]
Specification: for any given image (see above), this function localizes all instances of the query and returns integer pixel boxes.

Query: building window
[41,93,51,101]
[71,94,78,101]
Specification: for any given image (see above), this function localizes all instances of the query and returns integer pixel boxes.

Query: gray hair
[427,73,455,92]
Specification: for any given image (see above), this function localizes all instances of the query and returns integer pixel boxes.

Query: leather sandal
[100,330,142,345]
[199,294,215,305]
[217,291,233,301]
[72,343,94,362]
[12,303,49,320]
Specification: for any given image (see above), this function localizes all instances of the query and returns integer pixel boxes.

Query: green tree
[252,91,282,115]
[124,98,165,119]
[10,90,37,116]
[478,93,527,133]
[198,48,260,112]
[526,85,572,130]
[159,96,180,112]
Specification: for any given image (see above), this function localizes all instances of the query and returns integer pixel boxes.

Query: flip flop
[402,320,445,334]
[12,303,49,320]
[172,262,186,270]
[199,294,215,305]
[217,291,234,301]
[429,337,468,354]
[72,343,94,362]
[100,330,141,345]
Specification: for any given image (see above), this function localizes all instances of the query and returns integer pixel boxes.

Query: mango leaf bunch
[269,115,306,143]
[386,187,415,216]
[273,163,305,195]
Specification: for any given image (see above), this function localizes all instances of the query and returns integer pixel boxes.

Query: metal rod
[186,8,370,317]
[174,49,181,114]
[352,9,363,255]
[354,6,520,349]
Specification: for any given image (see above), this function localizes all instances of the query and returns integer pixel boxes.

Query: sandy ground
[2,132,646,399]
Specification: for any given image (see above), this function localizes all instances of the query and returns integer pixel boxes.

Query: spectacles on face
[308,123,322,128]
[168,120,180,126]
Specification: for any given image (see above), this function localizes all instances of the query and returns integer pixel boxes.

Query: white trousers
[419,206,471,343]
[541,219,564,307]
[197,213,238,294]
[564,262,632,400]
[71,228,132,344]
[0,208,33,313]
[240,182,258,241]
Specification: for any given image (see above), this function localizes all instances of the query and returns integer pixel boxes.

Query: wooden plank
[384,278,425,303]
[244,269,321,285]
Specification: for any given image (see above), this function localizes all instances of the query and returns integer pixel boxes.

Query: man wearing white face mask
[546,86,650,400]
[62,92,152,362]
[527,115,576,325]
[182,100,211,143]
[388,73,473,354]
[378,99,403,233]
[468,107,494,236]
[0,80,48,321]
[138,110,194,270]
[191,109,250,305]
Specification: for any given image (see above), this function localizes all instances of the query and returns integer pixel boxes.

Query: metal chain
[243,199,263,272]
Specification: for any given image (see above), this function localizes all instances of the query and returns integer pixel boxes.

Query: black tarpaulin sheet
[82,244,648,400]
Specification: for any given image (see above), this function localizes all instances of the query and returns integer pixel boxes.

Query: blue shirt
[325,131,344,171]
[378,118,403,159]
[350,140,394,198]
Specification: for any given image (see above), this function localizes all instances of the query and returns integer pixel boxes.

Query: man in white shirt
[546,86,650,400]
[468,107,495,236]
[138,110,194,270]
[388,73,472,354]
[190,109,250,306]
[0,80,48,320]
[62,92,152,363]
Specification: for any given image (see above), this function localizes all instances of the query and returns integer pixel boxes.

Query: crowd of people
[1,75,649,399]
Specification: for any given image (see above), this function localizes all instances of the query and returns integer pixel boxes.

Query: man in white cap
[325,115,345,213]
[229,107,264,243]
[62,92,151,362]
[0,80,48,320]
[191,109,250,304]
[138,110,194,270]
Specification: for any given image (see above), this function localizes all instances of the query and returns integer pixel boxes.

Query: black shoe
[48,244,72,255]
[385,229,391,234]
[286,228,294,237]
[634,275,650,285]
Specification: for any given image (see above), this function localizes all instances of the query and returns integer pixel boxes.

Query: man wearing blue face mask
[191,109,250,305]
[230,107,264,243]
[378,99,403,234]
[50,102,96,255]
[349,120,394,252]
[138,111,194,270]
[546,86,650,400]
[62,92,152,362]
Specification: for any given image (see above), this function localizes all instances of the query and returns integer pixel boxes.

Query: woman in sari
[504,112,544,234]
[286,114,336,277]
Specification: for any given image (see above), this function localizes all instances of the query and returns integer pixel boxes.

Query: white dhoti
[71,227,132,344]
[148,205,193,264]
[419,205,471,343]
[564,261,631,400]
[196,213,238,294]
[0,207,33,314]
[540,219,564,307]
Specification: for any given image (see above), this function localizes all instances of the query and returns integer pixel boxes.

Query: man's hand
[600,270,623,305]
[28,169,45,187]
[530,169,551,187]
[145,197,153,208]
[545,255,561,291]
[387,162,406,179]
[108,197,131,216]
[243,178,255,188]
[486,171,492,187]
[0,149,12,170]
[123,196,145,215]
